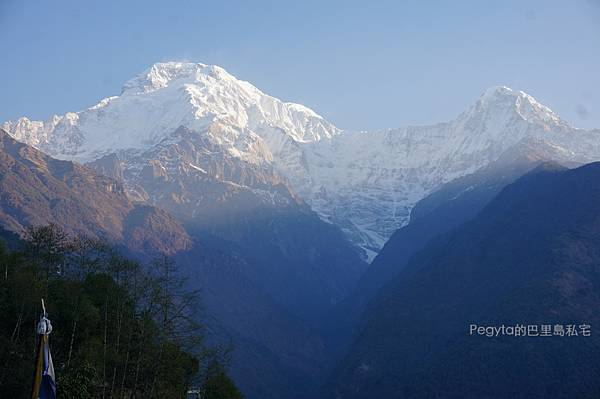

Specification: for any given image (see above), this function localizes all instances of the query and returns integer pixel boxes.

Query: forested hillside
[0,225,242,399]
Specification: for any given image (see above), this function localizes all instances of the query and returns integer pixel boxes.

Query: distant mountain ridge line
[3,62,600,260]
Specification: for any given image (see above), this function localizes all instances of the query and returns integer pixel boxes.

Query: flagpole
[31,299,56,399]
[31,300,45,399]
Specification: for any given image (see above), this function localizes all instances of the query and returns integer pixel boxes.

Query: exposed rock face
[0,129,190,255]
[87,126,367,322]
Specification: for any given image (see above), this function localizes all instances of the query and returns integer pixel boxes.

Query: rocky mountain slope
[86,125,367,323]
[347,138,584,321]
[327,162,600,398]
[0,128,190,255]
[323,144,561,357]
[0,126,365,399]
[4,63,600,260]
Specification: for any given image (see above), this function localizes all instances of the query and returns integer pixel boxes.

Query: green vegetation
[0,224,242,399]
[199,361,244,399]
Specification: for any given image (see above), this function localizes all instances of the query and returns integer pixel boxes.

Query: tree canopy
[0,224,242,399]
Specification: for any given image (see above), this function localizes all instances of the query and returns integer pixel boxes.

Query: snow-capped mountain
[4,63,600,260]
[3,62,338,163]
[298,86,600,259]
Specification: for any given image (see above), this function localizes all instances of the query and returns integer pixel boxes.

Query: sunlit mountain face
[6,63,600,262]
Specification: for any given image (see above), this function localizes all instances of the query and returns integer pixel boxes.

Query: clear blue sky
[1,0,599,130]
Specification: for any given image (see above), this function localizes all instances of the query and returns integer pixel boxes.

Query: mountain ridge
[327,161,600,398]
[4,62,600,260]
[0,128,191,255]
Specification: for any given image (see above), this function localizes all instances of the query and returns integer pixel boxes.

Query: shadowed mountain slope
[328,162,600,399]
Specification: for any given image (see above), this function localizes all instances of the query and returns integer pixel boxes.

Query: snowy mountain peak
[2,61,339,162]
[473,85,563,127]
[121,62,234,95]
[481,85,513,97]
